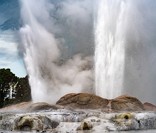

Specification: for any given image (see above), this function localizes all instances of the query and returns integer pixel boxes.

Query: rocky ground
[0,93,156,132]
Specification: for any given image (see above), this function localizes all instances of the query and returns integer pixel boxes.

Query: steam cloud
[121,0,156,104]
[19,0,94,103]
[19,0,156,104]
[94,0,156,104]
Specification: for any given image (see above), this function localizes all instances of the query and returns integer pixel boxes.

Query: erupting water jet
[19,0,156,104]
[95,0,126,99]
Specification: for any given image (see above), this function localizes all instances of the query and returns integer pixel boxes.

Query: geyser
[95,0,156,102]
[95,0,126,99]
[19,0,156,104]
[19,0,93,104]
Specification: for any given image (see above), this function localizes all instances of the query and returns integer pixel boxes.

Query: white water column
[95,0,127,99]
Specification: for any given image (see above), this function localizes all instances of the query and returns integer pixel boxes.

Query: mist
[94,0,156,104]
[19,0,94,103]
[122,0,156,104]
[19,0,156,104]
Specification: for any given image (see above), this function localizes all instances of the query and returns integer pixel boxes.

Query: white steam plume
[122,0,156,104]
[95,0,156,103]
[19,0,93,104]
[19,0,156,105]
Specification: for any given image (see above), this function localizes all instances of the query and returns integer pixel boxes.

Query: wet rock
[111,112,156,131]
[27,102,63,112]
[0,102,31,112]
[14,115,43,131]
[144,102,156,111]
[1,109,156,132]
[77,121,93,130]
[0,102,64,113]
[77,116,103,131]
[43,117,59,129]
[111,112,140,130]
[112,112,135,125]
[0,93,145,112]
[14,115,59,131]
[110,95,144,111]
[56,93,144,112]
[56,93,109,109]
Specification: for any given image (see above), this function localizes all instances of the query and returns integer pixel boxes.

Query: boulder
[14,115,43,131]
[110,95,144,111]
[56,93,109,109]
[144,102,156,111]
[14,115,59,131]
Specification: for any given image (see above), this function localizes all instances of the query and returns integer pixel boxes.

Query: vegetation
[0,68,31,108]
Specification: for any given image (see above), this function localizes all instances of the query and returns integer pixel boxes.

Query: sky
[0,30,26,77]
[0,0,27,77]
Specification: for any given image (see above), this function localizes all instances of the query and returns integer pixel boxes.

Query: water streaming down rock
[95,0,127,99]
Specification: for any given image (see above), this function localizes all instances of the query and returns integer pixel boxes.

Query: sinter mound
[2,93,156,112]
[56,93,144,112]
